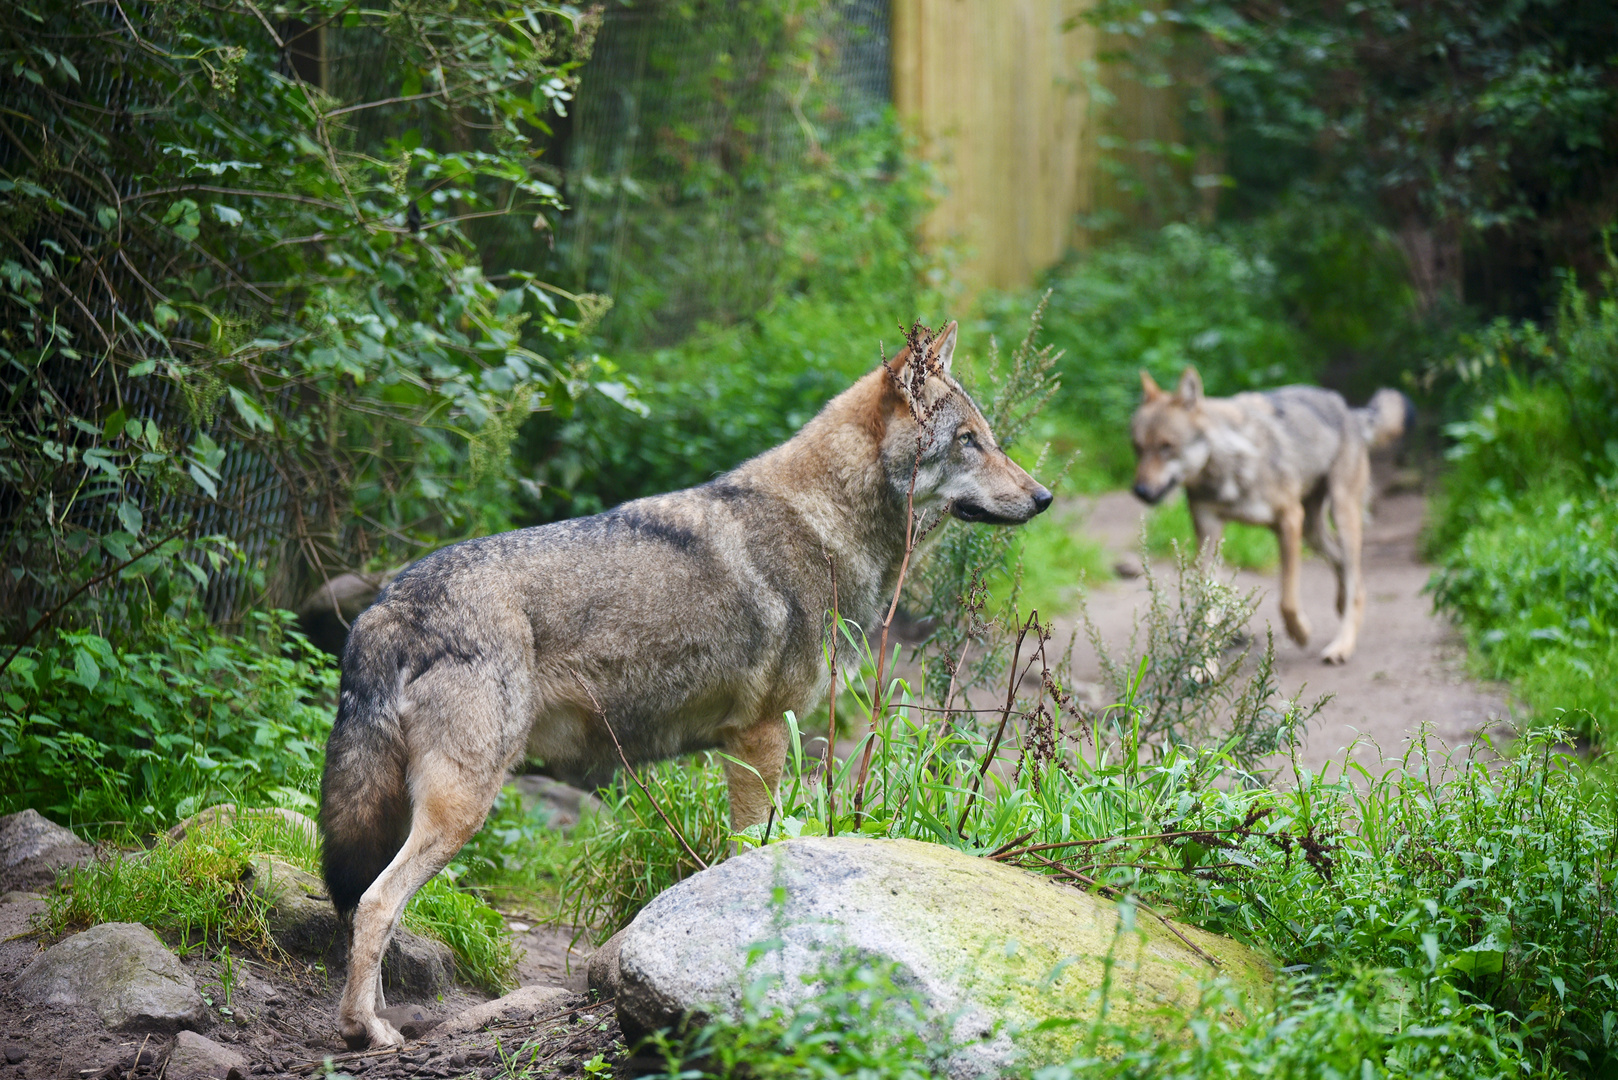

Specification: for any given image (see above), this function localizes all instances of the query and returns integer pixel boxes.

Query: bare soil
[0,894,614,1079]
[1055,487,1513,777]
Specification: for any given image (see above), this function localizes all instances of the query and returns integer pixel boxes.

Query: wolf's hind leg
[721,715,788,831]
[337,750,506,1049]
[1320,481,1366,664]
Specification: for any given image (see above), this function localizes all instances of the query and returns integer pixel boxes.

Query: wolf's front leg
[721,715,788,831]
[1275,505,1312,647]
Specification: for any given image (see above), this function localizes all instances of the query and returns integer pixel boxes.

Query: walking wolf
[1130,367,1410,664]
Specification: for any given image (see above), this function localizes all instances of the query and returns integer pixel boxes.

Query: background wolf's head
[1130,367,1210,505]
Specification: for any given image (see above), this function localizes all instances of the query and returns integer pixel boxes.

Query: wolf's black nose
[1032,488,1053,514]
[1131,482,1153,503]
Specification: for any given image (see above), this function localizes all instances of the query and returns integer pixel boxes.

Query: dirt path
[1052,488,1512,777]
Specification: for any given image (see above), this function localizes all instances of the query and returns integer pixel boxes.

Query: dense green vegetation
[1426,264,1618,742]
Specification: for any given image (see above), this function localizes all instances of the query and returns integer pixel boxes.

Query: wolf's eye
[958,430,977,448]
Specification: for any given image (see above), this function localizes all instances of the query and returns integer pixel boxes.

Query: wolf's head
[878,322,1052,526]
[1129,367,1209,504]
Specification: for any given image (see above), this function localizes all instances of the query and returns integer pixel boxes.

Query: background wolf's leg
[1320,482,1366,663]
[722,715,787,830]
[1302,490,1345,613]
[1276,504,1312,647]
[1189,500,1225,562]
[337,751,505,1049]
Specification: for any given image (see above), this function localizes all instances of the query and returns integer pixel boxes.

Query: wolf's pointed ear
[931,321,958,377]
[1140,369,1165,401]
[1176,366,1204,407]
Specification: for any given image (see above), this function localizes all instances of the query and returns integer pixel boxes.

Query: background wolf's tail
[1359,388,1415,450]
[320,641,411,918]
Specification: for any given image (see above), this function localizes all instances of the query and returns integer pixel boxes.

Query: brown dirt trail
[1052,488,1512,777]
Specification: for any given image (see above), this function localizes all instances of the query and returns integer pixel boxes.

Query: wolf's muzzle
[1132,480,1174,505]
[952,484,1052,525]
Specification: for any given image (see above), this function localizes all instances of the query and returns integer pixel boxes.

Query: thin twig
[957,613,1036,836]
[570,670,707,872]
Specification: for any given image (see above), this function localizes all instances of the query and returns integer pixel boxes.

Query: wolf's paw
[1282,610,1312,647]
[1319,638,1354,664]
[340,1014,404,1051]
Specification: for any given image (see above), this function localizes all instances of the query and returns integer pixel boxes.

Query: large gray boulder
[601,837,1272,1077]
[0,808,93,892]
[246,857,453,994]
[15,922,207,1032]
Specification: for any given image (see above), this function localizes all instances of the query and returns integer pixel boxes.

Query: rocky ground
[0,808,619,1080]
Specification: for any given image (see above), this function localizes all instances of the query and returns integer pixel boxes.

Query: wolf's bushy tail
[1359,388,1415,450]
[320,650,411,917]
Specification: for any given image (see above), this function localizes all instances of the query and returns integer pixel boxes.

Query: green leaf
[116,500,143,537]
[71,648,100,692]
[188,462,218,498]
[103,409,127,440]
[228,387,273,432]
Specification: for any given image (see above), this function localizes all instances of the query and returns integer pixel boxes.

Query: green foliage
[1089,0,1618,311]
[560,755,733,942]
[647,942,948,1079]
[1427,255,1618,740]
[974,224,1322,491]
[0,612,336,832]
[0,0,622,641]
[401,874,519,995]
[1145,491,1278,571]
[45,819,275,956]
[449,785,578,917]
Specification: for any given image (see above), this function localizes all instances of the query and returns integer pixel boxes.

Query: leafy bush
[1427,253,1618,740]
[0,612,336,832]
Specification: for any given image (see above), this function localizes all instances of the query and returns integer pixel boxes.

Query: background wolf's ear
[931,321,958,377]
[1140,370,1165,401]
[1176,366,1204,407]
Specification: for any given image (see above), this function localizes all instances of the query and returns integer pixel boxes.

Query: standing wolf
[319,322,1051,1048]
[1129,367,1409,664]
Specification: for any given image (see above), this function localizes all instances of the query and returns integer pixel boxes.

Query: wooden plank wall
[892,0,1102,295]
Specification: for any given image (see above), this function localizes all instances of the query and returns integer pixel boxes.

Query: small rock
[509,776,602,832]
[0,809,93,893]
[16,922,207,1032]
[1112,554,1145,580]
[0,891,40,904]
[376,1005,440,1040]
[433,985,570,1039]
[168,805,318,848]
[166,1031,247,1079]
[246,857,452,994]
[2,1048,23,1065]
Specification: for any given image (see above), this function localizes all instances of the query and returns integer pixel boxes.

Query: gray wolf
[319,322,1051,1048]
[1129,367,1410,664]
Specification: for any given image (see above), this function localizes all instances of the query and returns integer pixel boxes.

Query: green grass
[1144,490,1279,571]
[43,810,519,994]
